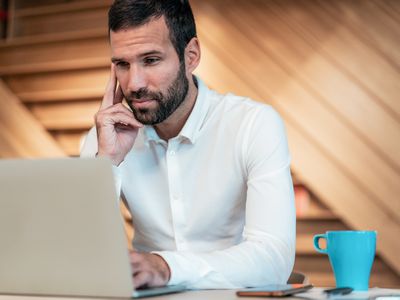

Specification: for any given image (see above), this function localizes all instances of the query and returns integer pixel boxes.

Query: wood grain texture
[229,0,400,173]
[0,35,109,75]
[28,100,100,130]
[14,0,111,17]
[13,6,108,37]
[52,130,87,156]
[0,79,65,157]
[272,0,400,119]
[13,0,83,9]
[4,68,109,102]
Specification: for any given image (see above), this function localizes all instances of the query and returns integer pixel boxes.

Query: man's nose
[127,65,147,93]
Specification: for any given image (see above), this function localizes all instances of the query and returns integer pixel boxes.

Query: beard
[124,61,189,125]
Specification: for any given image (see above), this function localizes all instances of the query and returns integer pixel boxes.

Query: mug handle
[313,234,328,254]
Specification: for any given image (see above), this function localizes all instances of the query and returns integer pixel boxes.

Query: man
[81,0,295,290]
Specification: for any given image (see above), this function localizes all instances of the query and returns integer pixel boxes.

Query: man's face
[110,17,189,125]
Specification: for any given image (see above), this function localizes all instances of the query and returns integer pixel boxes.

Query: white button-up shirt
[81,78,295,289]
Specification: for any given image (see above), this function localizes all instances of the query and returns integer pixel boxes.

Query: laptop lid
[0,158,134,298]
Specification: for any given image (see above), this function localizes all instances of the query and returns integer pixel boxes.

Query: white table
[1,287,399,300]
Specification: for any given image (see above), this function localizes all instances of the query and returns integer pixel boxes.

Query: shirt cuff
[151,251,210,286]
[152,251,190,286]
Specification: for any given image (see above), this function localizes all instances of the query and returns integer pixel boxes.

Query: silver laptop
[0,158,185,298]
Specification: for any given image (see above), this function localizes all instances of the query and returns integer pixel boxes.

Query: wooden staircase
[1,0,112,156]
[1,0,399,287]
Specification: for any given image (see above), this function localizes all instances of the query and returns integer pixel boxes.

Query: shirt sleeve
[154,107,296,289]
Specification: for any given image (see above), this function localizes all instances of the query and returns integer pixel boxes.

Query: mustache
[126,88,163,102]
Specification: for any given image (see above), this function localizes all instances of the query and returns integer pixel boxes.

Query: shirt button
[169,150,176,156]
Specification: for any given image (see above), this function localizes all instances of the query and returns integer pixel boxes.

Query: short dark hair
[108,0,197,61]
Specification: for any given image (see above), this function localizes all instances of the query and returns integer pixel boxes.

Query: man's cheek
[156,66,179,85]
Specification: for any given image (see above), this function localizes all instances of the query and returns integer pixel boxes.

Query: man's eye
[116,61,129,68]
[144,57,160,65]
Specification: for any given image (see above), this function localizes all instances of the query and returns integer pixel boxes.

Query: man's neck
[154,77,198,141]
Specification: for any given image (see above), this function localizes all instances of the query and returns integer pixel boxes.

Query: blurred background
[0,0,399,287]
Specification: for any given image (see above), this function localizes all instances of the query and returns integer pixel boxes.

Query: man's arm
[155,174,295,289]
[151,107,296,289]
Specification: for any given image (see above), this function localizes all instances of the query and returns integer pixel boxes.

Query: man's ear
[185,37,201,74]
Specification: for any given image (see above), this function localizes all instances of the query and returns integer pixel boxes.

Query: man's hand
[95,64,143,166]
[129,251,171,289]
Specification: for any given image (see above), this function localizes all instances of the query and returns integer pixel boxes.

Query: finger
[133,271,152,289]
[114,84,124,105]
[102,103,133,116]
[109,113,143,128]
[129,251,142,270]
[129,252,148,271]
[100,64,118,110]
[129,251,142,264]
[130,261,141,270]
[97,104,143,128]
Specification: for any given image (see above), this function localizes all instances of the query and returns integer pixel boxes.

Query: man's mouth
[130,99,156,109]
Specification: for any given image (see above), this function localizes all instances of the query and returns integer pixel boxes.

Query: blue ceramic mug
[313,230,376,291]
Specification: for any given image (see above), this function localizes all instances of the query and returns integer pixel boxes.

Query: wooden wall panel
[271,0,400,118]
[371,0,400,23]
[227,1,400,171]
[318,1,400,68]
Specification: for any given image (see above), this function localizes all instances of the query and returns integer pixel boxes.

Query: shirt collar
[144,76,210,145]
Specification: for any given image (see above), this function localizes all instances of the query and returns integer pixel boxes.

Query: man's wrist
[153,253,171,284]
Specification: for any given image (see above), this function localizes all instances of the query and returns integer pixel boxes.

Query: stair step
[28,100,99,130]
[17,87,106,103]
[1,28,106,46]
[5,68,109,102]
[52,130,87,156]
[0,33,108,75]
[14,0,81,10]
[14,0,111,18]
[297,220,348,235]
[296,189,339,221]
[10,0,109,38]
[297,213,337,221]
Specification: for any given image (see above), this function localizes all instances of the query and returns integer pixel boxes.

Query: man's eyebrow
[111,57,124,63]
[140,50,163,57]
[111,51,163,63]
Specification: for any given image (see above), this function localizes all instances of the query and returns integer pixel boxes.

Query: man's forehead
[110,16,171,51]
